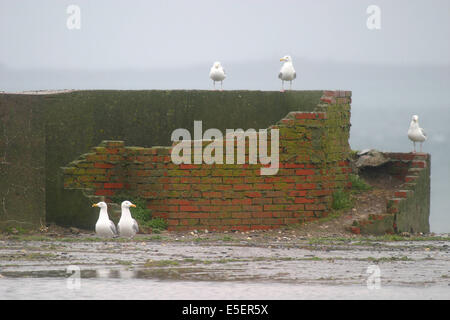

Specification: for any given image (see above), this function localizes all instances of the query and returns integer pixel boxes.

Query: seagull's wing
[132,219,139,233]
[109,220,117,235]
[278,72,283,79]
[420,127,427,138]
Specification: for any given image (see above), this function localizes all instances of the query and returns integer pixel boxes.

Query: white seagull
[92,201,117,237]
[118,200,139,238]
[279,55,296,91]
[209,61,226,90]
[408,115,427,153]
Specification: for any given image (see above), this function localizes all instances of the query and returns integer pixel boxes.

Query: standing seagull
[118,200,139,238]
[209,61,226,90]
[408,115,427,153]
[92,202,117,237]
[279,55,296,91]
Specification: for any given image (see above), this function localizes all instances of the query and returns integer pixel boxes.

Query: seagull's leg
[413,141,416,153]
[281,80,284,92]
[420,142,423,153]
[290,81,292,90]
[221,81,223,91]
[213,81,216,90]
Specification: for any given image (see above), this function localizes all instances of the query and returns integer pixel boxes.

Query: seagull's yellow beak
[280,58,285,62]
[92,203,98,207]
[130,204,136,208]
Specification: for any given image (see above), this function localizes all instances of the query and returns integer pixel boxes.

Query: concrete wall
[0,95,45,230]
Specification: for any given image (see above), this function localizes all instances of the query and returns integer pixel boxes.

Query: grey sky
[1,0,450,70]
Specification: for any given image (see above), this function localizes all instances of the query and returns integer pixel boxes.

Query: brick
[254,184,273,190]
[94,189,115,196]
[411,161,426,168]
[232,198,252,205]
[288,191,307,197]
[264,204,284,211]
[104,182,124,189]
[94,163,114,169]
[232,212,252,219]
[273,212,292,218]
[202,191,222,198]
[252,212,272,218]
[245,192,262,198]
[295,113,318,120]
[252,198,273,205]
[350,226,360,234]
[295,198,315,204]
[285,204,305,211]
[180,205,199,212]
[250,225,273,231]
[234,184,253,191]
[243,205,263,212]
[305,204,326,210]
[295,183,316,190]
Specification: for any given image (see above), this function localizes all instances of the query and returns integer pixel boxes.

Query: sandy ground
[0,230,449,299]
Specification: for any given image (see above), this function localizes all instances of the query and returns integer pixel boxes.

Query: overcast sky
[1,0,450,70]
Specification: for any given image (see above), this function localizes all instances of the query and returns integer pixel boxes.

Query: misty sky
[1,0,450,70]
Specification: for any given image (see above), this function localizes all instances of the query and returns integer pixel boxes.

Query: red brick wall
[63,90,352,231]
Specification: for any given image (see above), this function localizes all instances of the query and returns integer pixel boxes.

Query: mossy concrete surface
[0,95,45,230]
[395,156,431,233]
[1,90,324,230]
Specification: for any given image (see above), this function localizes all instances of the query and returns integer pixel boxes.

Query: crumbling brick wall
[63,91,352,231]
[351,152,431,235]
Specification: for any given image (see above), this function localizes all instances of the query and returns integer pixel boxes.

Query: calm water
[1,278,448,300]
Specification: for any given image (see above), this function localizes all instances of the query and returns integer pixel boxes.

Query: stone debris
[355,149,390,168]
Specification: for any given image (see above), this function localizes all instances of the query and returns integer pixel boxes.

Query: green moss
[332,190,352,210]
[365,256,412,263]
[144,259,180,267]
[349,174,372,192]
[115,260,133,266]
[109,194,168,231]
[146,218,168,230]
[222,235,233,242]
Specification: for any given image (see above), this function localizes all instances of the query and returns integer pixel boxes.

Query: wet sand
[0,231,449,299]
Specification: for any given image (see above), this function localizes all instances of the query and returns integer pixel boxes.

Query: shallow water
[0,239,449,299]
[1,278,448,300]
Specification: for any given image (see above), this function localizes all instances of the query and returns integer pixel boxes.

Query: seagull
[118,200,139,238]
[408,115,427,153]
[279,55,296,91]
[92,202,117,237]
[209,61,226,90]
